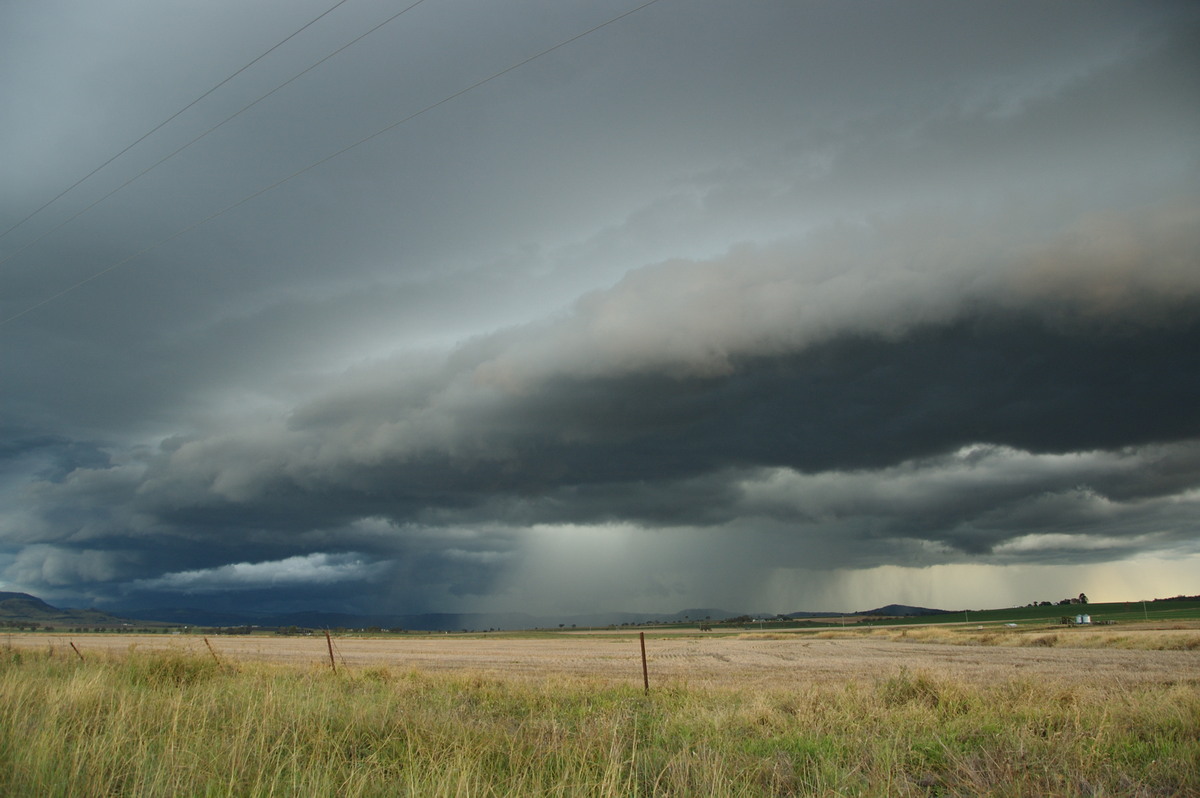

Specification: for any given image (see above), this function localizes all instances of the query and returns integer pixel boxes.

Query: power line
[1,0,666,328]
[0,0,353,245]
[0,0,429,273]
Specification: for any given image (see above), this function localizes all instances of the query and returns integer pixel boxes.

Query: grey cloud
[3,1,1198,613]
[132,552,389,593]
[468,199,1200,385]
[7,206,1199,607]
[20,270,1196,563]
[6,544,142,588]
[736,443,1200,562]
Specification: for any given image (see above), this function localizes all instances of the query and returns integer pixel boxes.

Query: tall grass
[1,648,1196,796]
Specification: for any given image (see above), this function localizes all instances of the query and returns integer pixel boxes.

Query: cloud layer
[2,1,1197,614]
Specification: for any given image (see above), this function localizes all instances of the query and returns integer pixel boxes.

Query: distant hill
[0,591,56,613]
[855,604,948,617]
[0,591,131,627]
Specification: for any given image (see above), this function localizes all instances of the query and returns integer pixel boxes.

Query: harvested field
[9,631,1197,688]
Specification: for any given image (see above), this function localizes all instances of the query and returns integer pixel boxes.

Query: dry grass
[0,642,1196,797]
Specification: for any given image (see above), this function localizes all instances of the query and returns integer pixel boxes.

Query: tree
[1078,593,1088,605]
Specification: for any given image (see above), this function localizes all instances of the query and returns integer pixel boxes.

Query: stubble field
[6,625,1199,688]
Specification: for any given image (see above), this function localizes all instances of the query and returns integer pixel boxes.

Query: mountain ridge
[0,591,130,627]
[855,604,947,617]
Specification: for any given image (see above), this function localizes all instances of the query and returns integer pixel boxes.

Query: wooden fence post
[640,632,649,693]
[325,629,336,673]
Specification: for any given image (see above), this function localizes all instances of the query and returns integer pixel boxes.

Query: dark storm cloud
[18,238,1197,585]
[2,1,1198,612]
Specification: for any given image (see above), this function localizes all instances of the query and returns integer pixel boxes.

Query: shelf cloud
[2,1,1197,615]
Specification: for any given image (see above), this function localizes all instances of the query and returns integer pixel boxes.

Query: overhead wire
[1,0,666,328]
[0,0,428,272]
[0,0,353,245]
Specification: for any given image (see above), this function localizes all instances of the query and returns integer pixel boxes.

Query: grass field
[2,626,1198,796]
[678,599,1200,633]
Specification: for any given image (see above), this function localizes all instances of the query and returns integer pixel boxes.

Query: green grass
[1,648,1197,796]
[902,598,1200,626]
[684,599,1200,633]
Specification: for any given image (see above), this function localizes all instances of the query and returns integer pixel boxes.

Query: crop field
[2,625,1198,796]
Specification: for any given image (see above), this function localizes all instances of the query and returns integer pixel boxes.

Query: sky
[2,0,1198,618]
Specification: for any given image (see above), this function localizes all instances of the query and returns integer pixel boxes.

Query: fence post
[203,637,221,665]
[640,632,649,693]
[325,629,337,673]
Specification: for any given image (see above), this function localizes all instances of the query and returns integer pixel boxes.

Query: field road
[6,632,1197,688]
